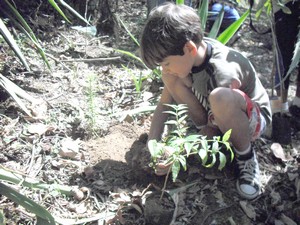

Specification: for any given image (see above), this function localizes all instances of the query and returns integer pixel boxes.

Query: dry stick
[45,53,72,72]
[26,144,36,176]
[60,56,121,63]
[54,211,115,225]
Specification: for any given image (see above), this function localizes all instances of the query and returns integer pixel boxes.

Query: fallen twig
[60,56,121,62]
[54,211,116,225]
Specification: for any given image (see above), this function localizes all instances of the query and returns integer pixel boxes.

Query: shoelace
[237,158,259,183]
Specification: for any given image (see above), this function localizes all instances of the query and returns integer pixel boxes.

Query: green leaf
[178,114,188,123]
[198,148,207,161]
[0,18,30,71]
[172,160,181,182]
[225,142,234,161]
[176,104,188,110]
[200,139,209,151]
[148,140,163,158]
[172,129,187,137]
[217,9,250,45]
[222,129,232,142]
[276,2,292,14]
[172,138,186,146]
[165,146,177,155]
[163,110,178,116]
[185,134,201,141]
[178,155,187,171]
[184,142,192,157]
[211,141,219,154]
[218,151,227,170]
[205,154,216,168]
[165,120,179,125]
[177,109,188,116]
[0,182,55,225]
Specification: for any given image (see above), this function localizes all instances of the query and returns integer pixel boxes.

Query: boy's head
[140,2,204,69]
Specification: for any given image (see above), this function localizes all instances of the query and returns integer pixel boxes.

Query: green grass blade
[115,49,148,69]
[0,18,30,71]
[3,0,38,42]
[48,0,71,23]
[7,16,51,70]
[3,0,51,69]
[57,0,90,25]
[217,9,250,45]
[0,166,74,196]
[176,0,185,4]
[198,0,209,30]
[0,77,32,116]
[117,15,140,47]
[208,6,224,39]
[0,182,56,225]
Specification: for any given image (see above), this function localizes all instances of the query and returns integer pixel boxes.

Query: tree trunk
[96,0,116,36]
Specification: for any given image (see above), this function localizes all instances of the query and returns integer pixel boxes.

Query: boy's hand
[155,161,172,176]
[154,148,173,176]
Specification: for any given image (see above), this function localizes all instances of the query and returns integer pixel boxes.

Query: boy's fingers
[155,167,169,176]
[156,162,170,168]
[155,162,172,175]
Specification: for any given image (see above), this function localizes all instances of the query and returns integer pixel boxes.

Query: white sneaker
[236,150,261,199]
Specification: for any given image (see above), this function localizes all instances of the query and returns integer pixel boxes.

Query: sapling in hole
[148,104,234,182]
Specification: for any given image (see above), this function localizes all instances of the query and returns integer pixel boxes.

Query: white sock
[281,102,289,112]
[235,145,251,156]
[292,96,300,107]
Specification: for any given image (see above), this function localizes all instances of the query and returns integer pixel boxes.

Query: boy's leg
[209,87,251,151]
[289,71,300,117]
[209,87,262,199]
[274,0,300,110]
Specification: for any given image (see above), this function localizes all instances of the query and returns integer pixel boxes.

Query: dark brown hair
[140,2,204,69]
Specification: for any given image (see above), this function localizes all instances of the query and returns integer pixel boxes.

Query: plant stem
[160,165,172,200]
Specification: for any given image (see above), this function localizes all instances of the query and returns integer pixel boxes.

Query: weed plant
[85,73,98,135]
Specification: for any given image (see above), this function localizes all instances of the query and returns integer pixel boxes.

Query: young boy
[140,2,271,200]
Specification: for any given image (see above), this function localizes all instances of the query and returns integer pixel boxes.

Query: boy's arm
[164,76,208,127]
[147,87,174,142]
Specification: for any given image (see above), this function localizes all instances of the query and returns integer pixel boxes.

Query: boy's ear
[184,41,197,55]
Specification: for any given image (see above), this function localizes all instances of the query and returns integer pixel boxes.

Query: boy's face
[160,42,196,79]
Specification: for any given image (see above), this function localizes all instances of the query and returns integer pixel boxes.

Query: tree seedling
[148,104,234,184]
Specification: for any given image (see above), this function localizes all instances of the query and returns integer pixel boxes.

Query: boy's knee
[209,87,233,106]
